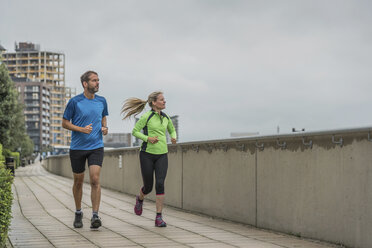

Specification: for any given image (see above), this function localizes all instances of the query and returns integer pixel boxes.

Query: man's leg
[87,148,103,229]
[89,165,102,228]
[89,165,101,212]
[73,173,85,210]
[70,149,87,228]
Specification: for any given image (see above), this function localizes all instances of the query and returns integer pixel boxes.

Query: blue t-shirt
[63,93,108,150]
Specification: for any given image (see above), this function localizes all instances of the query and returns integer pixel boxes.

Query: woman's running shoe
[134,195,143,216]
[155,216,167,227]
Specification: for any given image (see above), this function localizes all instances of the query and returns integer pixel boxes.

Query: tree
[0,63,18,147]
[0,62,34,157]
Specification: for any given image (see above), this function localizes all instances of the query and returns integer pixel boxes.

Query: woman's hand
[171,138,177,144]
[148,136,159,144]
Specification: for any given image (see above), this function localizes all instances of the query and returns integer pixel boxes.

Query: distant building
[103,133,132,148]
[133,114,179,146]
[2,42,75,152]
[0,44,5,56]
[14,78,51,152]
[63,87,77,146]
[166,115,179,143]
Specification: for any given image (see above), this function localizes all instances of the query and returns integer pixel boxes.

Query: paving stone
[9,164,339,248]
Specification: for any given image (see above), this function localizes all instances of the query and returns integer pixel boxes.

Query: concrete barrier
[44,127,372,248]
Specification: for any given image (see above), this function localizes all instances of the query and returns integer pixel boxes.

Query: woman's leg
[135,152,155,215]
[139,151,155,196]
[154,154,168,227]
[154,153,168,211]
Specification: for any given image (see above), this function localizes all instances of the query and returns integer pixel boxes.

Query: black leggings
[140,151,168,195]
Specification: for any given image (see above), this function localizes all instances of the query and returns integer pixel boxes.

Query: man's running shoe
[134,195,143,216]
[155,216,167,227]
[73,212,83,228]
[90,214,102,229]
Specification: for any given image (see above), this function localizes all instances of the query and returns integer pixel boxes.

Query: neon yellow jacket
[132,110,177,154]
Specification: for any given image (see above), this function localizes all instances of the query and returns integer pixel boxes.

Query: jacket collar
[151,109,167,118]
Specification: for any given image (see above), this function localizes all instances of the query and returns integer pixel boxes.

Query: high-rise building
[167,115,179,143]
[63,87,76,146]
[2,42,74,151]
[0,44,5,56]
[14,78,51,152]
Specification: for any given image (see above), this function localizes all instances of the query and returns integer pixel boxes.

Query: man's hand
[148,136,159,144]
[102,126,108,135]
[171,138,177,144]
[81,123,93,134]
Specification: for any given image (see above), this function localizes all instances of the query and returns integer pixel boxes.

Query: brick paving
[7,163,340,248]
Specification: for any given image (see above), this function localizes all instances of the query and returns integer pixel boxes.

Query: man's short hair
[80,71,98,86]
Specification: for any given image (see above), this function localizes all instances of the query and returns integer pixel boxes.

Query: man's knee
[73,174,84,187]
[90,176,100,187]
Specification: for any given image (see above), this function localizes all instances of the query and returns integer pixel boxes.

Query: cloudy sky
[1,0,372,142]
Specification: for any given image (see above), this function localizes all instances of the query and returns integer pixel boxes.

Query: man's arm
[101,116,108,135]
[62,118,92,134]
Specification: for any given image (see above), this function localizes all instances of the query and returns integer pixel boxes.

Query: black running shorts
[69,147,104,174]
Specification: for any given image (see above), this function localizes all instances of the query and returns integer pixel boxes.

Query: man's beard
[87,85,98,94]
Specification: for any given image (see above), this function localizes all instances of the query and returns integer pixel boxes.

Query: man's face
[84,73,99,94]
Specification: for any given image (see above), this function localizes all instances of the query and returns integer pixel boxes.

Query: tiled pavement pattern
[7,163,341,248]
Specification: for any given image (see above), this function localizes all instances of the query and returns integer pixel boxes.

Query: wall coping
[47,125,372,158]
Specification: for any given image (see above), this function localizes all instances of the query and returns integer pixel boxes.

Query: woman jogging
[121,91,177,227]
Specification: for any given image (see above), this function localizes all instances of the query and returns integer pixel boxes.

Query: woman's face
[153,94,166,110]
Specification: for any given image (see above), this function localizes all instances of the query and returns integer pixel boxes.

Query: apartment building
[63,86,76,145]
[0,44,5,56]
[14,78,51,152]
[2,42,74,151]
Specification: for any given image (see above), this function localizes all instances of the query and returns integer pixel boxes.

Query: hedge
[0,144,14,247]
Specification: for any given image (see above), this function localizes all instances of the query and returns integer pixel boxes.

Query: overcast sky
[1,0,372,142]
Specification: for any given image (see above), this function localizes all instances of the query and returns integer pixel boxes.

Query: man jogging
[62,71,108,229]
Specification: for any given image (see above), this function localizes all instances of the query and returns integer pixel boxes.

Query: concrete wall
[44,127,372,248]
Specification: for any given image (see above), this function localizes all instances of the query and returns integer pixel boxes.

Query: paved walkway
[7,163,340,248]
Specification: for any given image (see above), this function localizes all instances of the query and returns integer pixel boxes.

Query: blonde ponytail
[121,98,147,119]
[121,91,163,119]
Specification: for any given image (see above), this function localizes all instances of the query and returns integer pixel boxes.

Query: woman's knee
[155,182,165,195]
[142,185,153,195]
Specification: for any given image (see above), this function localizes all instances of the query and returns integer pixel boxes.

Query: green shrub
[0,165,13,247]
